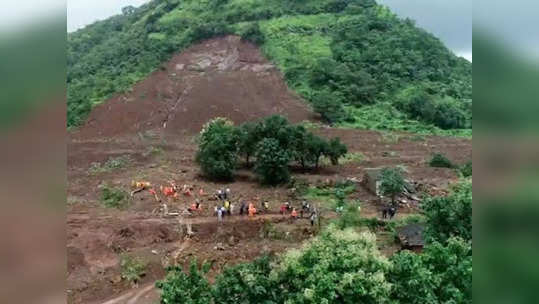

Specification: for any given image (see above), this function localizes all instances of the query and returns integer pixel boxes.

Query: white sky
[67,0,149,32]
[0,0,65,33]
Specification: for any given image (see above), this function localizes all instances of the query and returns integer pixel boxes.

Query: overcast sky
[66,0,472,60]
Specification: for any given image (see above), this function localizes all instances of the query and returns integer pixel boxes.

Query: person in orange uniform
[248,204,256,219]
[291,208,298,220]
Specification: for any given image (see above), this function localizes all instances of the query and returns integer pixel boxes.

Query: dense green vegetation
[68,0,471,136]
[156,178,472,303]
[195,115,348,184]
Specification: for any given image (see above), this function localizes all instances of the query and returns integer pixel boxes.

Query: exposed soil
[67,35,472,304]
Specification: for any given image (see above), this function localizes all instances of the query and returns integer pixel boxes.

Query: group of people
[212,189,319,226]
[279,201,318,226]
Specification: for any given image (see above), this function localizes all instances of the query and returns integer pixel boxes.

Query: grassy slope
[67,0,471,136]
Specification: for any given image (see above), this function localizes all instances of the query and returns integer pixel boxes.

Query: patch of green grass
[89,155,131,174]
[339,152,365,164]
[100,185,130,209]
[120,254,147,285]
[339,103,472,138]
[302,180,356,208]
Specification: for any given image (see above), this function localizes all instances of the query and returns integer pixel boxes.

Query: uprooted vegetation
[88,155,131,174]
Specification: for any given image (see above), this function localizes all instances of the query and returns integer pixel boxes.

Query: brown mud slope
[72,35,314,139]
[68,35,472,304]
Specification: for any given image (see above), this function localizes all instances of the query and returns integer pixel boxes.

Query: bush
[254,138,291,185]
[240,22,265,45]
[422,180,472,243]
[389,237,472,304]
[379,167,406,204]
[460,161,472,177]
[311,90,347,124]
[337,201,362,229]
[212,256,275,303]
[120,254,147,285]
[156,260,213,304]
[195,118,238,180]
[429,153,454,168]
[100,185,129,209]
[275,226,392,303]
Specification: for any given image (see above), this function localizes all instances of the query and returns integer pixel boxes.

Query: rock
[175,64,185,70]
[151,249,158,255]
[227,236,236,246]
[110,275,122,284]
[214,243,225,251]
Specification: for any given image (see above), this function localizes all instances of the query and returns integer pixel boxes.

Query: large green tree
[422,180,472,243]
[379,167,406,204]
[254,138,291,185]
[195,118,238,180]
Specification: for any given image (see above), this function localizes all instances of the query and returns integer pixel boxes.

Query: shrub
[254,138,291,185]
[195,118,238,180]
[379,167,406,204]
[422,180,472,243]
[100,185,129,209]
[311,90,347,124]
[212,256,275,303]
[88,155,131,174]
[120,254,147,285]
[337,201,362,229]
[240,22,265,45]
[156,260,213,304]
[460,161,472,177]
[275,226,392,303]
[429,153,454,168]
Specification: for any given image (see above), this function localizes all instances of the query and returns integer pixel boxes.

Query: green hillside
[67,0,471,135]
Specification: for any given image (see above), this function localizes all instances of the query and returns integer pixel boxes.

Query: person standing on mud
[291,208,298,220]
[310,211,317,227]
[240,201,246,215]
[248,204,256,219]
[217,207,223,223]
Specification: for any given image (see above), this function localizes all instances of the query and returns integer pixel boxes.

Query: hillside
[71,36,313,138]
[68,0,472,136]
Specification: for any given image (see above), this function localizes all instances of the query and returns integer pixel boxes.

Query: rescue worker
[217,189,223,200]
[301,201,309,218]
[310,211,317,227]
[291,208,298,220]
[217,207,224,223]
[224,200,231,215]
[195,199,201,210]
[199,187,205,197]
[225,188,231,200]
[263,201,269,212]
[239,201,246,215]
[280,203,287,215]
[248,204,256,218]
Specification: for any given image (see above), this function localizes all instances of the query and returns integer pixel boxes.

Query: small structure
[397,223,425,252]
[363,168,383,196]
